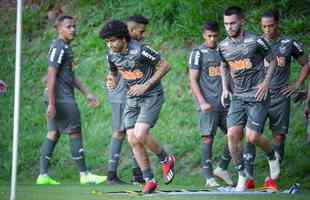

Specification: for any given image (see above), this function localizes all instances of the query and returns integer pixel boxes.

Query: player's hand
[200,102,212,113]
[106,75,116,91]
[86,93,99,107]
[221,89,231,108]
[256,81,269,101]
[46,104,56,119]
[128,83,149,96]
[0,80,7,93]
[281,84,298,97]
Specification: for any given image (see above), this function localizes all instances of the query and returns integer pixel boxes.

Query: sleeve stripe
[49,48,57,62]
[57,49,64,64]
[194,51,201,65]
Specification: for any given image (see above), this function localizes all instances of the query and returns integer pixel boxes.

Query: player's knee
[247,133,259,144]
[202,135,213,144]
[47,131,60,141]
[127,133,139,147]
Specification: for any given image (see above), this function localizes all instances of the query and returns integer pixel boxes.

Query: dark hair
[224,6,244,19]
[99,20,130,42]
[203,21,219,32]
[54,15,74,28]
[262,10,279,22]
[127,15,149,25]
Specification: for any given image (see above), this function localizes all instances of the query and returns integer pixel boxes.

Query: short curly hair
[99,20,130,42]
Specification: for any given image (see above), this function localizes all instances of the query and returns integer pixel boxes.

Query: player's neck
[59,35,71,44]
[230,29,244,42]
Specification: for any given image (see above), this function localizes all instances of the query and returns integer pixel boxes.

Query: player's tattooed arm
[256,52,276,101]
[128,59,170,96]
[189,69,212,112]
[46,67,58,119]
[74,78,99,107]
[282,55,310,96]
[220,61,231,107]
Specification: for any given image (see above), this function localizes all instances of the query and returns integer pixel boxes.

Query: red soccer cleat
[143,180,158,194]
[161,155,176,184]
[263,177,279,191]
[245,178,255,189]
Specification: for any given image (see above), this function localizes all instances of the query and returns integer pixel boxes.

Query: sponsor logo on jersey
[276,56,286,67]
[119,69,144,80]
[228,58,253,71]
[208,66,221,77]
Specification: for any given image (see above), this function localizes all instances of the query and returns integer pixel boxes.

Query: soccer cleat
[235,173,247,192]
[205,177,220,188]
[132,167,145,185]
[268,157,280,180]
[213,167,233,186]
[161,155,176,184]
[263,177,279,191]
[36,175,60,185]
[245,178,255,189]
[143,180,158,194]
[80,172,107,185]
[107,176,127,185]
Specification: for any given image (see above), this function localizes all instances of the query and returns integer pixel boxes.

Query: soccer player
[188,21,233,187]
[219,6,280,191]
[99,20,175,194]
[36,15,106,185]
[244,10,309,189]
[106,15,149,185]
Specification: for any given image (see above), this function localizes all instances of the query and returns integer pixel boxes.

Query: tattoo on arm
[264,53,276,84]
[220,62,230,91]
[146,59,170,88]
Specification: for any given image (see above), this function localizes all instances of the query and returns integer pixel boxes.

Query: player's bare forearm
[145,59,170,89]
[189,68,206,105]
[47,67,57,106]
[74,77,90,97]
[295,56,310,88]
[263,54,276,85]
[220,62,230,92]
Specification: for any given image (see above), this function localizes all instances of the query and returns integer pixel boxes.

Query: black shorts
[46,102,81,134]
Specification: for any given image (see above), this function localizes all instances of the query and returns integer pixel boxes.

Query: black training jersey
[218,32,271,99]
[47,38,75,103]
[107,40,163,97]
[189,44,225,111]
[263,36,304,96]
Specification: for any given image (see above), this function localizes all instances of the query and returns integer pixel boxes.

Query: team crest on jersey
[279,45,287,54]
[201,49,209,53]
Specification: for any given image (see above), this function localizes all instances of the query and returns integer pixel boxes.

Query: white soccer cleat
[235,172,247,192]
[268,157,280,180]
[213,167,234,186]
[205,177,220,188]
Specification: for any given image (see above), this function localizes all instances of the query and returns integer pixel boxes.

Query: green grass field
[1,183,310,200]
